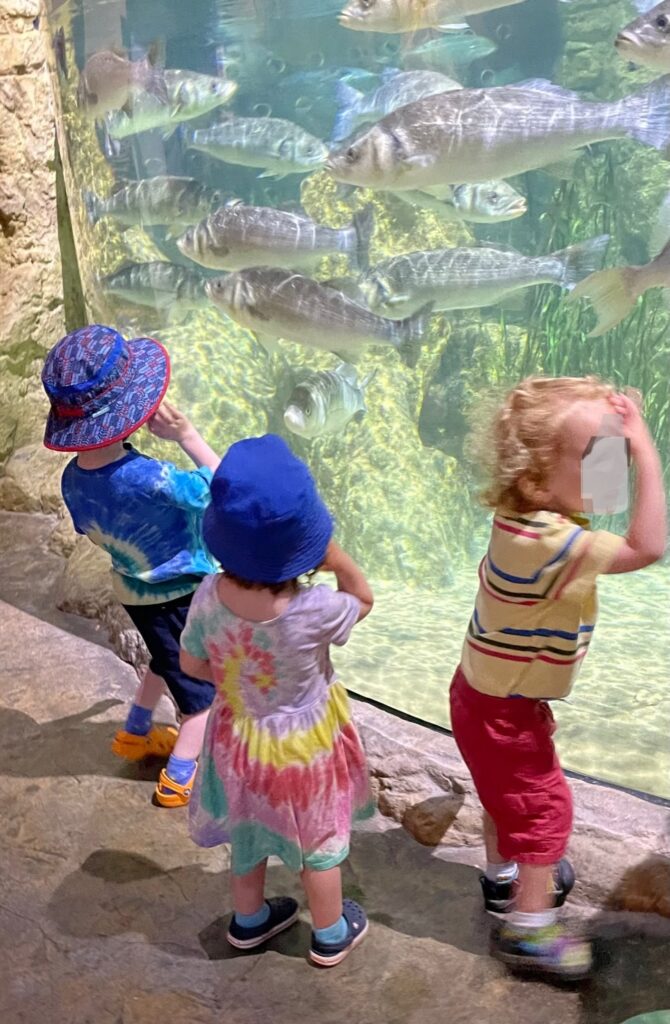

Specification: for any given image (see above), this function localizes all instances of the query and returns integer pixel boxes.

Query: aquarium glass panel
[44,0,669,798]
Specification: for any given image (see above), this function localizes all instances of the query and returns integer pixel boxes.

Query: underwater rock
[0,444,69,514]
[0,4,66,484]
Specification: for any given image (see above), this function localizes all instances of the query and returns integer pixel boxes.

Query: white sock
[509,909,557,930]
[485,860,518,883]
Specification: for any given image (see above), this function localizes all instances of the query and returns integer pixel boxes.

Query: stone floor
[1,511,670,1024]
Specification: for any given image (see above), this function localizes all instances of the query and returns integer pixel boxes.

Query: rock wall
[0,0,66,505]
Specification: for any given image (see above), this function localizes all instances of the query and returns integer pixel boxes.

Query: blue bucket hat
[203,434,333,584]
[42,324,170,452]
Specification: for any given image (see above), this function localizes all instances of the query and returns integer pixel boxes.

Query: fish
[339,0,526,34]
[325,77,670,189]
[333,69,461,141]
[401,30,497,73]
[77,43,167,119]
[358,236,610,316]
[105,69,237,139]
[616,1,670,73]
[284,363,376,437]
[176,203,374,272]
[389,181,527,223]
[205,268,432,367]
[83,176,223,234]
[568,195,670,335]
[98,261,210,323]
[182,116,328,177]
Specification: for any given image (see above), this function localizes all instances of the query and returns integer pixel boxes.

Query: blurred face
[533,398,630,515]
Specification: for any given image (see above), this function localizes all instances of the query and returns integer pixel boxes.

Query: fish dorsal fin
[650,191,670,259]
[515,78,580,101]
[474,240,523,255]
[335,361,358,383]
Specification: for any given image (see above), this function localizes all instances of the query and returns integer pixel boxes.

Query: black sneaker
[309,899,368,967]
[480,858,575,915]
[227,897,299,950]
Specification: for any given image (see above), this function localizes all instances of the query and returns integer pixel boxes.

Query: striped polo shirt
[460,509,624,700]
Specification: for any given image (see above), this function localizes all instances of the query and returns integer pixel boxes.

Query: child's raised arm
[321,541,374,621]
[605,393,667,574]
[147,400,220,472]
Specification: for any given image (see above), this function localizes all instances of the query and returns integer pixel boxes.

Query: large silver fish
[616,1,670,72]
[105,69,237,139]
[205,268,432,367]
[390,181,527,223]
[325,77,670,189]
[183,116,328,178]
[99,261,210,324]
[284,363,375,438]
[339,0,525,33]
[333,69,461,141]
[359,236,610,316]
[177,203,374,272]
[84,176,222,233]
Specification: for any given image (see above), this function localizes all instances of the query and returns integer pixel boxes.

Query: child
[179,434,375,966]
[451,376,667,980]
[42,324,220,807]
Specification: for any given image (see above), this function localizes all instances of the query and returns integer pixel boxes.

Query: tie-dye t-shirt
[61,443,218,605]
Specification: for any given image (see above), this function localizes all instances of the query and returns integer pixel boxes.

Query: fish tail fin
[332,80,363,143]
[351,204,374,271]
[622,74,670,150]
[83,189,102,226]
[554,234,610,289]
[568,267,642,336]
[397,302,433,369]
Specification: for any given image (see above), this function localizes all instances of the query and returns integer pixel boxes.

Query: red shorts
[449,666,572,865]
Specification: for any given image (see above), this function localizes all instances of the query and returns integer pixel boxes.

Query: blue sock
[125,704,152,736]
[165,754,196,785]
[314,915,348,945]
[235,902,270,928]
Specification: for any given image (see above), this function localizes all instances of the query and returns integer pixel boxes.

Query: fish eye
[488,191,499,202]
[359,0,373,8]
[305,400,312,413]
[656,13,669,29]
[346,146,358,162]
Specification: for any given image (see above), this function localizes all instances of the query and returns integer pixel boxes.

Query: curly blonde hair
[468,375,617,512]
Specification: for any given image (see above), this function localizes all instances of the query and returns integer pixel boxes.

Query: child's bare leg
[172,707,209,760]
[515,864,554,913]
[483,810,504,863]
[134,667,166,709]
[301,865,343,929]
[483,811,518,881]
[231,860,268,916]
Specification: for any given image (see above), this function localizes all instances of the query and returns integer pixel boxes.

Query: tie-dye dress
[181,575,375,875]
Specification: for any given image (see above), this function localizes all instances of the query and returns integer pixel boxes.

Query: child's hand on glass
[609,390,653,456]
[147,400,195,443]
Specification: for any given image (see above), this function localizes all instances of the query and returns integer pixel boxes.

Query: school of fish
[72,0,670,439]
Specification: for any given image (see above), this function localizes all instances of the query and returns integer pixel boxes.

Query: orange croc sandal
[154,765,197,808]
[111,726,178,762]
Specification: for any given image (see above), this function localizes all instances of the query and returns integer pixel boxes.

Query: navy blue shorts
[123,593,215,716]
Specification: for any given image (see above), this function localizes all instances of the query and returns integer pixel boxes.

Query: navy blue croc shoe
[309,899,369,967]
[227,897,300,950]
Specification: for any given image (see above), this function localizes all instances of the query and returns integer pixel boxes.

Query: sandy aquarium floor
[339,563,670,801]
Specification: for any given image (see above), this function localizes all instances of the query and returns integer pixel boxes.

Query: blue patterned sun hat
[42,324,170,451]
[203,434,333,583]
